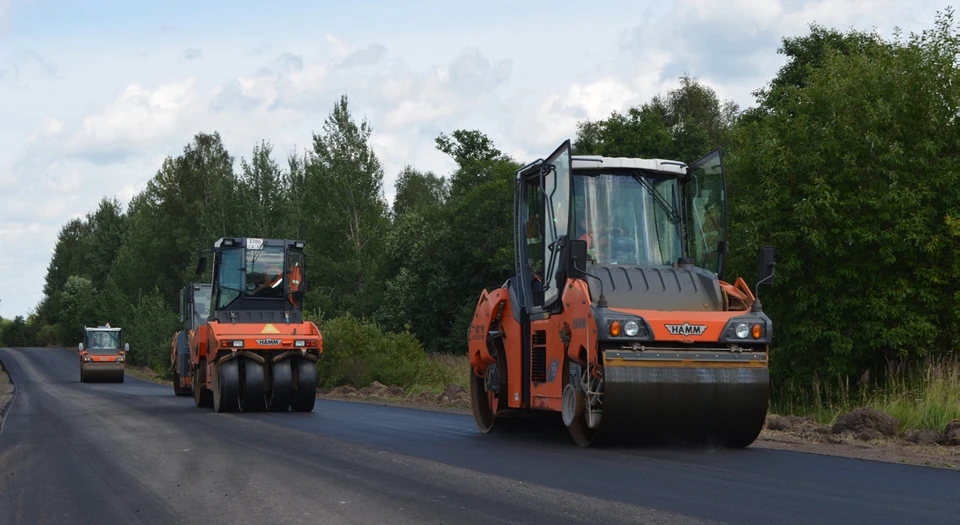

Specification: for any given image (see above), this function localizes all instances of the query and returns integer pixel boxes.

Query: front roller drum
[290,359,317,412]
[80,365,125,383]
[599,365,770,448]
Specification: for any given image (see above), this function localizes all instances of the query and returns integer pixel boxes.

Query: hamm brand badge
[256,338,282,345]
[664,323,708,336]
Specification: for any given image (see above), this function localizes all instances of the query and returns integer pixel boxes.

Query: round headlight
[624,321,639,337]
[735,323,749,338]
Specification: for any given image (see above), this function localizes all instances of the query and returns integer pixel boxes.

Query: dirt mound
[766,414,811,431]
[436,384,469,407]
[416,390,435,403]
[765,414,830,437]
[336,381,406,399]
[831,407,899,441]
[942,420,960,446]
[906,429,942,445]
[329,385,357,396]
[385,385,405,397]
[356,381,388,397]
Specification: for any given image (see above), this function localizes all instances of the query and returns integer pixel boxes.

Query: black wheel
[471,348,510,434]
[172,361,191,396]
[470,363,499,433]
[290,359,316,412]
[562,360,599,447]
[239,358,265,412]
[267,359,293,412]
[193,363,213,408]
[212,359,240,413]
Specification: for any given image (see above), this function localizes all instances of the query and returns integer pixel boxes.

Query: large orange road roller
[468,140,777,447]
[171,237,323,413]
[79,324,127,383]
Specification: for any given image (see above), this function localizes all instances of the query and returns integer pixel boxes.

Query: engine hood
[584,263,724,312]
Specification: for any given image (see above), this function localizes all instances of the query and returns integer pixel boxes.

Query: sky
[0,0,951,318]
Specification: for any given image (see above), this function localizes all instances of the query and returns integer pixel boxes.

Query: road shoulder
[0,352,15,428]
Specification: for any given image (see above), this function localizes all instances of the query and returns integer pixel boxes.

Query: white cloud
[69,79,199,151]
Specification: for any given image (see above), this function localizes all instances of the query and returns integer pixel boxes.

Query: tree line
[3,10,960,393]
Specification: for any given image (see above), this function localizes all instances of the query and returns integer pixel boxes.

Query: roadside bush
[36,324,61,347]
[124,289,179,374]
[315,313,447,390]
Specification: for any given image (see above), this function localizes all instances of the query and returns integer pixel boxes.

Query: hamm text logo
[256,339,282,345]
[664,323,707,336]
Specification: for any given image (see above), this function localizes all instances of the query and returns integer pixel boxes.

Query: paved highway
[0,347,957,525]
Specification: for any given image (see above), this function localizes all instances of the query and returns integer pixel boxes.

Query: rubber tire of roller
[239,358,265,412]
[267,359,293,412]
[290,359,316,412]
[213,359,240,413]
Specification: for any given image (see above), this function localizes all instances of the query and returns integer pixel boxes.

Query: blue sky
[0,0,951,318]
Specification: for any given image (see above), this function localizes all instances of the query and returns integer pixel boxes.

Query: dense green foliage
[3,11,960,400]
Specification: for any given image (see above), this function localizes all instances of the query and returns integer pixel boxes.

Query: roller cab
[79,324,127,383]
[468,140,777,447]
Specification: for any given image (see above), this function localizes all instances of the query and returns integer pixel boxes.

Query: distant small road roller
[79,324,127,383]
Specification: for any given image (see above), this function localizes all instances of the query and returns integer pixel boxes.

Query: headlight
[720,316,771,343]
[735,323,749,339]
[602,317,651,340]
[232,340,243,347]
[295,340,306,347]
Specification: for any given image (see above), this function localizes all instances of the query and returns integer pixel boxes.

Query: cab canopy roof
[213,237,307,250]
[571,155,687,175]
[84,325,121,332]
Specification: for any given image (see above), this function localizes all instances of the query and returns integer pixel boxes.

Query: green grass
[771,355,960,432]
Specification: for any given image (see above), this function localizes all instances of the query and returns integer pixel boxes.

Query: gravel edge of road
[0,352,16,432]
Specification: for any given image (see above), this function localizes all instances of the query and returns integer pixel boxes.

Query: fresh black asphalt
[0,347,957,525]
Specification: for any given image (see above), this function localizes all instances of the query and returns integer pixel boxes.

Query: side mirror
[195,256,207,277]
[758,245,776,286]
[78,343,84,352]
[124,343,130,353]
[566,239,588,280]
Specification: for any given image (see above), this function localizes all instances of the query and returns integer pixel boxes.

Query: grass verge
[125,365,168,386]
[771,355,960,433]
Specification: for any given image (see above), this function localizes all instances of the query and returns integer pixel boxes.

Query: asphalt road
[0,347,957,525]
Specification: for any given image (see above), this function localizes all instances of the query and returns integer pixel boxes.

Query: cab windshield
[86,330,122,353]
[572,172,682,266]
[217,246,299,308]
